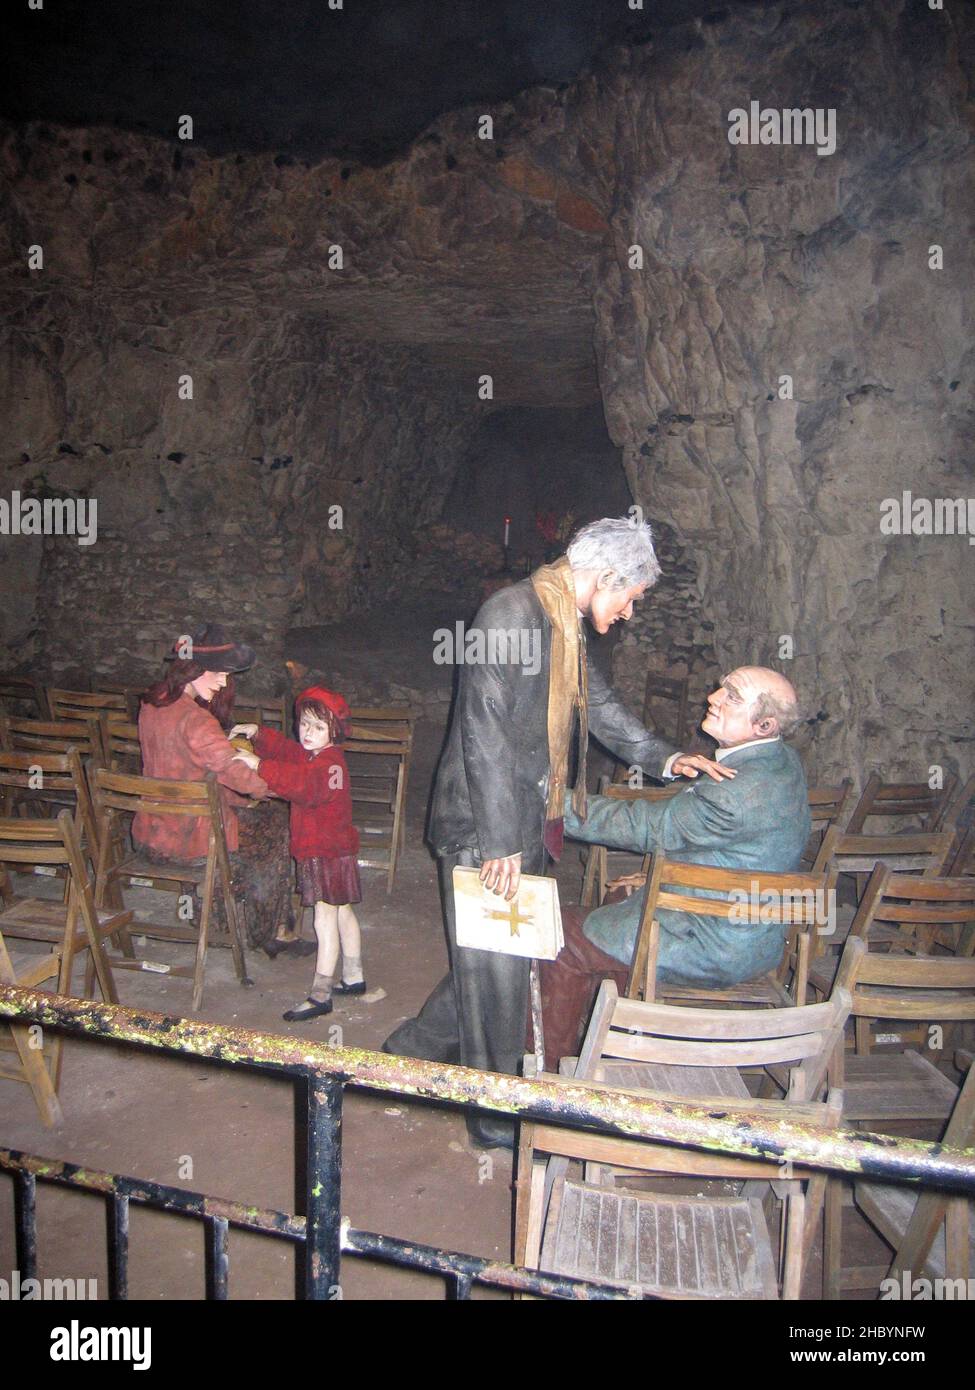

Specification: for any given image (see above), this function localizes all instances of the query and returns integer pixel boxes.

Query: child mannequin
[231,686,364,1021]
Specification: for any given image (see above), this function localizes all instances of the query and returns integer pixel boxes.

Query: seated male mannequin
[539,666,810,1069]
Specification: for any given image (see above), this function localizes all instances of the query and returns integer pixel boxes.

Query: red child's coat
[253,726,360,861]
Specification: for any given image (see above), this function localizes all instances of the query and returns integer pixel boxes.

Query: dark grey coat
[427,578,678,860]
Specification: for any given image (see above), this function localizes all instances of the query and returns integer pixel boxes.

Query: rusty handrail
[2,984,975,1194]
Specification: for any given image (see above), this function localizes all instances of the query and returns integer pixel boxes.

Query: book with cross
[452,867,564,960]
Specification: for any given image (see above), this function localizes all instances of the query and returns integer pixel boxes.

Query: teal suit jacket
[565,739,811,986]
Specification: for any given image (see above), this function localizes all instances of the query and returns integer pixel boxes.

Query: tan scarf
[531,555,588,827]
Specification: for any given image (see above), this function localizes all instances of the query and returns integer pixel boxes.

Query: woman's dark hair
[295,697,346,746]
[141,661,236,730]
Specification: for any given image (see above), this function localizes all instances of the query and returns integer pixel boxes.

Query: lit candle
[504,516,511,547]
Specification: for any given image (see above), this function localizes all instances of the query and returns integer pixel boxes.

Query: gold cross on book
[486,900,535,938]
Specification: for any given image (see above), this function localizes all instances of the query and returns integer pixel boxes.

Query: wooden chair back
[48,689,128,759]
[0,674,50,720]
[93,682,143,721]
[234,694,290,733]
[0,713,103,762]
[813,825,955,880]
[100,718,142,774]
[846,771,960,835]
[849,865,975,957]
[627,856,834,1007]
[944,774,975,877]
[802,779,854,867]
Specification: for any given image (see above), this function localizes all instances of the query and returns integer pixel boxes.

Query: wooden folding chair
[836,1057,975,1296]
[579,780,683,908]
[92,768,250,1010]
[0,674,50,720]
[344,716,414,893]
[515,939,863,1299]
[625,856,835,1009]
[811,825,956,953]
[0,811,131,1121]
[944,775,975,877]
[846,772,960,835]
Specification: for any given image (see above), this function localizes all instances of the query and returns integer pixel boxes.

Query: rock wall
[584,1,975,781]
[0,300,475,692]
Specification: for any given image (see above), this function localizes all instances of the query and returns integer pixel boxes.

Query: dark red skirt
[296,854,362,907]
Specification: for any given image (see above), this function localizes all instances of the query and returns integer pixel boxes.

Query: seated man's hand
[479,853,522,901]
[229,723,259,740]
[671,753,736,782]
[606,872,647,898]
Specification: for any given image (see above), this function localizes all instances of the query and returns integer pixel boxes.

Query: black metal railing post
[106,1191,129,1299]
[14,1169,37,1281]
[305,1073,344,1300]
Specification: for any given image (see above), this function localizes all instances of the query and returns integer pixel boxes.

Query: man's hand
[232,750,261,771]
[671,753,736,782]
[229,723,259,740]
[606,872,647,898]
[479,853,522,901]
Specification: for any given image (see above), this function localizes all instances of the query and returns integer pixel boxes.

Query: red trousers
[536,905,629,1072]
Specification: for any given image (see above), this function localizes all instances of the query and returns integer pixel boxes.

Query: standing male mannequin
[384,517,731,1147]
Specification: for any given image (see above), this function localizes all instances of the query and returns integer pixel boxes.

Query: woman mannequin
[134,622,294,955]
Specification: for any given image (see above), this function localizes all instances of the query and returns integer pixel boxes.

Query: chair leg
[854,1018,872,1055]
[945,1197,970,1281]
[823,1177,843,1299]
[9,1022,64,1127]
[782,1189,806,1300]
[192,856,216,1011]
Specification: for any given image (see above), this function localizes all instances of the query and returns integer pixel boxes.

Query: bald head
[703,667,802,747]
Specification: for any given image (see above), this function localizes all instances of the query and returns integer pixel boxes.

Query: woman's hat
[165,622,256,673]
[295,685,351,733]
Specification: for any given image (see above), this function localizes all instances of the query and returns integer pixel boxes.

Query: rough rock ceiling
[4,0,764,163]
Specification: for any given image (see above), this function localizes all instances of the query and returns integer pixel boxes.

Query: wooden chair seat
[0,897,134,945]
[111,853,206,886]
[590,1058,751,1103]
[841,1050,959,1124]
[539,1180,779,1299]
[3,950,59,988]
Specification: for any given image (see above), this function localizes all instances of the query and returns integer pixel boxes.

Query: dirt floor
[0,681,907,1302]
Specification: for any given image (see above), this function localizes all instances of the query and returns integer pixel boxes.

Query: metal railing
[2,984,975,1300]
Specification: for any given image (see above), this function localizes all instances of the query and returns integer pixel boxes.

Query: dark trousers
[384,846,547,1077]
[537,904,630,1072]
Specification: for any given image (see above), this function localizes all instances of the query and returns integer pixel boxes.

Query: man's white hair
[566,517,662,590]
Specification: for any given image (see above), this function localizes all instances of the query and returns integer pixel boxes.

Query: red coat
[134,693,269,860]
[254,727,359,861]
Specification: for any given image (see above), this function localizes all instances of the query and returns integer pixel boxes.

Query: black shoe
[282,997,333,1022]
[333,979,367,995]
[285,940,319,958]
[263,939,285,959]
[466,1115,516,1151]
